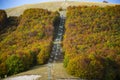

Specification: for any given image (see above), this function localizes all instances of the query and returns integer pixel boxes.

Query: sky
[0,0,120,9]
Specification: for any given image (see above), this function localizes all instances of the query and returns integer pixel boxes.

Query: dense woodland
[63,5,120,80]
[0,8,59,77]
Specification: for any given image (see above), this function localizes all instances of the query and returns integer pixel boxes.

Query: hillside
[0,8,60,77]
[63,5,120,80]
[0,1,120,80]
[5,1,116,16]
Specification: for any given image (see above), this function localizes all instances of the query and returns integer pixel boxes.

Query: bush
[7,16,20,26]
[0,10,7,29]
[59,7,63,11]
[67,54,104,79]
[63,56,69,68]
[0,62,7,77]
[37,44,51,64]
[6,54,24,75]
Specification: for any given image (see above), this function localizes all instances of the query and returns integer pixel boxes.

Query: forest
[0,8,59,77]
[63,5,120,80]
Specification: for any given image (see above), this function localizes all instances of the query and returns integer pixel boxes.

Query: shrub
[37,44,51,64]
[6,54,24,75]
[0,62,7,77]
[59,7,63,11]
[0,10,7,29]
[67,54,104,79]
[63,56,69,68]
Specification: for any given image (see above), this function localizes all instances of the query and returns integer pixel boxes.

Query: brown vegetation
[0,10,7,29]
[63,5,120,80]
[0,8,59,77]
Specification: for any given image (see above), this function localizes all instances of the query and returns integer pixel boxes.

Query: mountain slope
[5,1,116,16]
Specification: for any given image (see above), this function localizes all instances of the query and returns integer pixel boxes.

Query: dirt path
[4,62,75,80]
[47,10,66,80]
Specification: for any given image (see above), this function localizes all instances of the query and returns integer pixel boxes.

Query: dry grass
[5,1,116,16]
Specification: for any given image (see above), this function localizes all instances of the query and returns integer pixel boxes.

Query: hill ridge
[5,1,116,16]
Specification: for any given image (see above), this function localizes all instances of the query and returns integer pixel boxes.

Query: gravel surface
[4,75,41,80]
